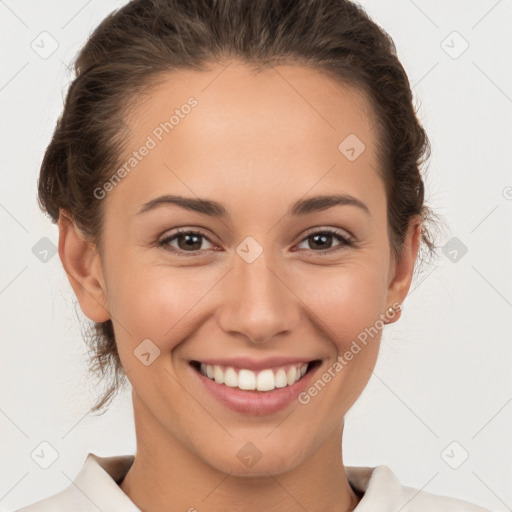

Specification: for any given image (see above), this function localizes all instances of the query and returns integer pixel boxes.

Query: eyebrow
[135,193,370,218]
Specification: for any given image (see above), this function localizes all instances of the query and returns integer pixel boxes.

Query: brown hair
[38,0,443,415]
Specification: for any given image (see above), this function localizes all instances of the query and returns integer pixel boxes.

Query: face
[63,60,419,476]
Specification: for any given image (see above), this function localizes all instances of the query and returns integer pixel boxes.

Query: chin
[203,444,306,477]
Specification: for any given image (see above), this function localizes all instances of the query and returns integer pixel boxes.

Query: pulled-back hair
[38,0,442,414]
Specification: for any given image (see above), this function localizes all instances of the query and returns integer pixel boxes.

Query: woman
[18,0,492,510]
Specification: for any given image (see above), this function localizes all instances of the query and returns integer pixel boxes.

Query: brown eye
[158,229,214,254]
[296,229,353,253]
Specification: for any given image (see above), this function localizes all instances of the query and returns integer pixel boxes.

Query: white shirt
[16,452,492,511]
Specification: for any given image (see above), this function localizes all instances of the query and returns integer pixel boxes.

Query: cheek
[107,241,389,360]
[285,265,386,426]
[292,260,388,349]
[107,259,225,350]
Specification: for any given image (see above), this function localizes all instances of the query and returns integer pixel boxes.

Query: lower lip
[190,363,319,416]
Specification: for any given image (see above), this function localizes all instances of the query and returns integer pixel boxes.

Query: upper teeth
[199,363,308,392]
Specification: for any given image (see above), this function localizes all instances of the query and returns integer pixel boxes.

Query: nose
[217,247,301,345]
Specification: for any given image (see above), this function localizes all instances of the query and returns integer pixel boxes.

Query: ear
[384,217,422,324]
[57,210,110,322]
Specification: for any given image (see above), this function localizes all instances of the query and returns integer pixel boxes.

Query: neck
[120,392,361,512]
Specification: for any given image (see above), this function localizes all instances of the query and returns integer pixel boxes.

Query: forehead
[109,60,383,217]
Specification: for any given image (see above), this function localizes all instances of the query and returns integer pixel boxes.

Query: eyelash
[156,227,354,257]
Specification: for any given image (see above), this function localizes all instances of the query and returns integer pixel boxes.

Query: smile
[196,362,309,392]
[189,358,322,415]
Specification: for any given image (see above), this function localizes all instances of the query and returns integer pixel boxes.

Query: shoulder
[346,465,493,512]
[398,480,493,511]
[14,452,138,512]
[15,484,84,512]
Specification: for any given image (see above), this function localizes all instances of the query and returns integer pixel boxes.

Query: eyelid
[294,227,354,254]
[157,226,354,256]
[300,226,353,242]
[157,227,217,255]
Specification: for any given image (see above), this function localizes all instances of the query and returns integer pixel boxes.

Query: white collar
[79,453,388,510]
[20,452,489,511]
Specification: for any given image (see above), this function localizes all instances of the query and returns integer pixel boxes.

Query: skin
[58,60,421,512]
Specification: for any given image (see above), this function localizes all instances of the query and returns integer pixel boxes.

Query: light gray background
[1,1,511,511]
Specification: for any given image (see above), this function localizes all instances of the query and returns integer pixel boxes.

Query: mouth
[189,359,322,393]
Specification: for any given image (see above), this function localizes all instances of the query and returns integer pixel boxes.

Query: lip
[189,359,322,416]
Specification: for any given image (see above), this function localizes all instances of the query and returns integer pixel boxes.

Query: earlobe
[384,218,422,323]
[57,210,111,323]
